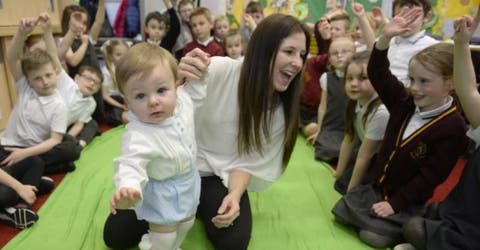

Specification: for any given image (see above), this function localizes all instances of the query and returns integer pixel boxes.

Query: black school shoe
[0,207,39,229]
[37,176,55,196]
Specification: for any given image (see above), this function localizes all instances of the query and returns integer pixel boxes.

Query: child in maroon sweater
[332,6,469,248]
[182,7,224,57]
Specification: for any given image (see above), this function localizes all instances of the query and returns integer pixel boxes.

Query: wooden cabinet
[0,0,61,36]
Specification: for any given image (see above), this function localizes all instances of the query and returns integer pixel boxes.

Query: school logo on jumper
[410,142,427,160]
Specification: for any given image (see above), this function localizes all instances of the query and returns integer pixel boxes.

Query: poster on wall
[223,0,480,39]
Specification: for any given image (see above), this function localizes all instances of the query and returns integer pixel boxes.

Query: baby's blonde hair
[116,42,178,94]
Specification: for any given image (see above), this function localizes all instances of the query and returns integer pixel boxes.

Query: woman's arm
[211,170,251,228]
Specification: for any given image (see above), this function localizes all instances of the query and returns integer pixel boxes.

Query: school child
[182,7,224,57]
[240,1,264,44]
[0,157,50,229]
[60,1,105,122]
[110,42,202,250]
[172,0,194,60]
[387,0,438,86]
[311,37,355,162]
[101,39,130,126]
[57,65,103,148]
[350,2,378,52]
[223,29,243,60]
[214,15,230,43]
[394,7,480,250]
[143,0,180,52]
[333,51,389,195]
[301,10,353,143]
[332,7,469,248]
[2,14,80,175]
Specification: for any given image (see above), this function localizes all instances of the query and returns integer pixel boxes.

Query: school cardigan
[367,46,469,212]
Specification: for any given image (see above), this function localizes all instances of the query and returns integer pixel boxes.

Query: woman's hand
[211,193,240,228]
[178,48,211,82]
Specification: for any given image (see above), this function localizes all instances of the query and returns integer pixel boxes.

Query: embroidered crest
[410,142,427,160]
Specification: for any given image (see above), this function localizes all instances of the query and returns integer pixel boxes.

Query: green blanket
[4,127,377,250]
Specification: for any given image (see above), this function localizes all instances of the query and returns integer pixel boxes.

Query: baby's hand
[110,187,141,214]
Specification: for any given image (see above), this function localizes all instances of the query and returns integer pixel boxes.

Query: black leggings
[103,176,252,250]
[0,151,44,207]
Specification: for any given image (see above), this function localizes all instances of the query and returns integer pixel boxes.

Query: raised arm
[351,1,376,50]
[90,0,106,41]
[57,12,85,61]
[453,5,480,127]
[38,13,62,72]
[6,18,37,81]
[375,6,423,50]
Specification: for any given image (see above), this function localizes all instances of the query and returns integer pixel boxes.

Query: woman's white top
[184,56,285,191]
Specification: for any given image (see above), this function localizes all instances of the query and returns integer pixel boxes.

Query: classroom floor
[1,127,382,250]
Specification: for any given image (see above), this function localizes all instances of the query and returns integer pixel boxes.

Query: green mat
[3,127,378,250]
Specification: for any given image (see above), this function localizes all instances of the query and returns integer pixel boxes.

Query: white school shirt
[56,70,96,125]
[388,30,438,86]
[184,56,285,191]
[354,96,389,141]
[114,86,197,193]
[1,77,67,147]
[101,65,121,96]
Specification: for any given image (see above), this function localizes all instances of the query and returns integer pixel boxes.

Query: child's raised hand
[371,7,388,26]
[36,12,51,32]
[243,14,256,30]
[453,4,480,44]
[17,184,38,205]
[351,1,366,18]
[19,18,37,34]
[178,48,211,81]
[110,187,141,214]
[1,147,30,167]
[318,17,331,40]
[382,6,422,39]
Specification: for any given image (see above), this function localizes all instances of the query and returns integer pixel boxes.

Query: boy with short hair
[3,14,80,174]
[57,65,103,148]
[182,7,224,57]
[173,0,195,59]
[240,1,264,44]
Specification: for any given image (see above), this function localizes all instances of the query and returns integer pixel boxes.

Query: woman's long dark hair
[237,14,310,167]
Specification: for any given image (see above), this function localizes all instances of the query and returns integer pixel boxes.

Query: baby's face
[123,63,177,124]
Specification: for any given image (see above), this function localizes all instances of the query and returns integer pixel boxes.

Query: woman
[103,13,310,250]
